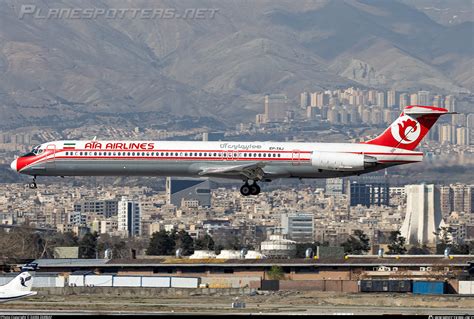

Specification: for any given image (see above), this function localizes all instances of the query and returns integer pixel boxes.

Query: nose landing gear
[240,181,261,196]
[28,176,37,189]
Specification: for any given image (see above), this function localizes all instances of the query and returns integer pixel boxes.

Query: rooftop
[28,255,474,268]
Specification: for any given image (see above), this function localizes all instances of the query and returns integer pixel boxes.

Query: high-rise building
[387,90,397,108]
[409,93,418,106]
[467,114,474,129]
[432,95,444,108]
[439,124,455,144]
[281,212,314,242]
[371,108,383,125]
[327,107,339,124]
[118,196,141,237]
[383,109,398,124]
[264,94,290,122]
[445,95,456,112]
[376,91,386,108]
[255,114,266,125]
[326,178,345,195]
[74,200,118,218]
[400,184,445,245]
[452,113,467,127]
[451,184,473,214]
[340,108,349,124]
[166,177,211,208]
[439,186,453,219]
[456,127,470,146]
[349,181,389,207]
[69,211,87,226]
[417,90,430,105]
[316,92,329,108]
[300,92,309,109]
[368,90,377,105]
[310,92,318,107]
[399,93,409,110]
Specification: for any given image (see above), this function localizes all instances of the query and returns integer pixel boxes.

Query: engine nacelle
[311,152,377,172]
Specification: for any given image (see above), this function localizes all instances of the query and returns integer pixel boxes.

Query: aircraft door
[45,144,56,170]
[291,150,301,166]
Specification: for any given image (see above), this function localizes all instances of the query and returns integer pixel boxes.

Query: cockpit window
[22,145,41,157]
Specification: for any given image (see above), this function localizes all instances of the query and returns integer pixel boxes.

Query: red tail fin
[365,105,448,151]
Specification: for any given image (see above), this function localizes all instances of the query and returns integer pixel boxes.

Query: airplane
[10,105,450,196]
[0,268,37,303]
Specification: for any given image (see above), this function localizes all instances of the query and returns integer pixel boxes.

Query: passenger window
[199,153,202,156]
[65,152,69,156]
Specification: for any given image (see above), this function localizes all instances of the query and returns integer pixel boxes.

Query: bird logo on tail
[390,115,421,144]
[20,275,31,287]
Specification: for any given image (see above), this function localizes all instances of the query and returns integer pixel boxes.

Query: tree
[194,233,215,251]
[175,230,194,256]
[407,244,432,255]
[341,230,370,254]
[222,235,241,250]
[146,230,175,255]
[97,234,128,259]
[434,226,452,254]
[450,242,474,255]
[387,231,407,255]
[79,231,98,259]
[295,242,319,258]
[267,265,285,280]
[42,231,79,258]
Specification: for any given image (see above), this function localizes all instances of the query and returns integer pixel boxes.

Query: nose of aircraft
[10,158,17,171]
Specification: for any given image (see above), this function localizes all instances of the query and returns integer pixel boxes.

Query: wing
[197,162,266,180]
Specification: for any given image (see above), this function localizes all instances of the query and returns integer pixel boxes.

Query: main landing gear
[28,176,37,189]
[240,181,261,196]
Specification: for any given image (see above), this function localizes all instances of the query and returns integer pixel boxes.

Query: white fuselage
[12,140,423,180]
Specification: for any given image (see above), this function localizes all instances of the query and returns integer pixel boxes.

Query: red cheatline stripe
[19,156,308,170]
[58,148,313,154]
[349,152,423,156]
[54,156,307,161]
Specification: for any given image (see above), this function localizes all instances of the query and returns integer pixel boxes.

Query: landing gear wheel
[250,183,261,195]
[240,183,251,196]
[28,176,37,189]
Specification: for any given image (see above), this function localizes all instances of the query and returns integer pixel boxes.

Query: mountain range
[0,0,472,128]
